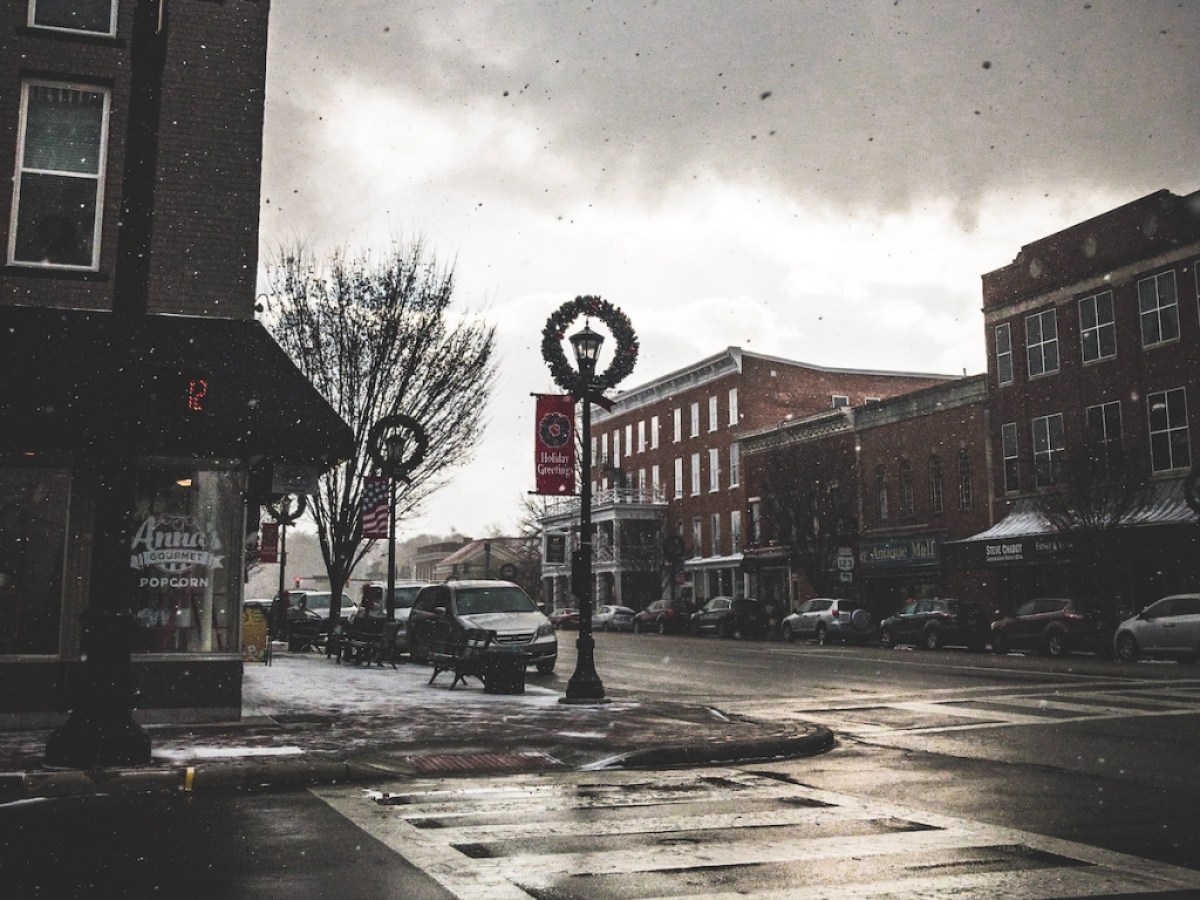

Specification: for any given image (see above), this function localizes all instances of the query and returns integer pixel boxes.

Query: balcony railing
[542,485,668,518]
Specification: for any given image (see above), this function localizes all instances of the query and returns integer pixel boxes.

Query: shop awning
[683,552,745,570]
[0,305,353,465]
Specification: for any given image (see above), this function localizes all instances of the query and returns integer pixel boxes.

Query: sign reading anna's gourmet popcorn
[130,514,225,588]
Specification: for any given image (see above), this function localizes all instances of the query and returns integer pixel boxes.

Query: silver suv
[1113,593,1200,663]
[782,598,872,645]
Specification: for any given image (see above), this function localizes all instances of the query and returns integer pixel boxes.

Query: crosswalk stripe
[312,767,1200,898]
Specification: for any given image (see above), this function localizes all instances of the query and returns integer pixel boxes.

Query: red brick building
[540,347,953,610]
[952,189,1200,614]
[0,3,349,730]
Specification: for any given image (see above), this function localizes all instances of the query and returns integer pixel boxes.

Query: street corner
[590,720,835,771]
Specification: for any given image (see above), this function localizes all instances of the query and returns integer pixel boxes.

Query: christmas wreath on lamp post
[541,295,638,396]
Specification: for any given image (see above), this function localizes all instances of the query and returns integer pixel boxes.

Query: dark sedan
[632,598,692,634]
[879,598,989,651]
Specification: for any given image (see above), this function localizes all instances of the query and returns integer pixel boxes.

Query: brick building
[950,188,1200,614]
[540,347,953,610]
[740,375,991,623]
[0,3,349,730]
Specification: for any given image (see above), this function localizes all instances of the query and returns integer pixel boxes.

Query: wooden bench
[428,628,530,693]
[286,620,327,653]
[339,618,402,669]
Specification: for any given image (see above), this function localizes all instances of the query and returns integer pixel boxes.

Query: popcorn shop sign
[130,515,224,589]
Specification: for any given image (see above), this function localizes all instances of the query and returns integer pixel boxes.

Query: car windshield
[455,587,537,616]
[391,587,421,610]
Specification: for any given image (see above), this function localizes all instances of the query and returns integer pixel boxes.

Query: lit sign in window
[186,377,209,412]
[143,368,212,416]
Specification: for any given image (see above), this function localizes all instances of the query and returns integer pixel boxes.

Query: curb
[591,725,836,770]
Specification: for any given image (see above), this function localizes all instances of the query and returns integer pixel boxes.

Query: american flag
[360,476,390,539]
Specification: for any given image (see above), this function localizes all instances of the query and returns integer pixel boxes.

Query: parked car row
[592,591,1200,664]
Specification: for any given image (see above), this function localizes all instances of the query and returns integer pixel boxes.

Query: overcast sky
[258,1,1199,540]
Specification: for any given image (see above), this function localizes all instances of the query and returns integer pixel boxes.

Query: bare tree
[261,241,497,619]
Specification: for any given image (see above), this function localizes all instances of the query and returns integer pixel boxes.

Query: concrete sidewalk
[0,650,833,804]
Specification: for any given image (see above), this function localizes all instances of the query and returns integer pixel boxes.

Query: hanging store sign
[858,534,944,570]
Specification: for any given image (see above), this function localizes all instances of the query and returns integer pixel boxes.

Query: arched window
[958,449,973,511]
[928,455,944,513]
[899,459,914,515]
[875,465,889,521]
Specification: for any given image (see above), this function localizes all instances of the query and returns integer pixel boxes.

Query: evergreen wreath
[541,295,638,393]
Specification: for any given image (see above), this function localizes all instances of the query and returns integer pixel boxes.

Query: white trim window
[1085,400,1123,470]
[690,402,700,437]
[673,408,682,443]
[1138,271,1180,347]
[730,510,742,553]
[957,449,973,511]
[1026,309,1059,378]
[637,420,646,453]
[673,457,683,498]
[9,81,110,270]
[612,430,621,463]
[638,468,646,492]
[625,424,633,457]
[1079,290,1116,364]
[29,0,117,35]
[832,395,850,408]
[1147,388,1190,472]
[651,464,660,495]
[710,513,721,556]
[600,432,609,464]
[708,448,720,492]
[995,323,1014,386]
[708,396,718,432]
[650,415,659,450]
[690,452,701,496]
[728,388,739,426]
[1032,413,1066,487]
[1001,423,1020,493]
[899,458,914,515]
[928,454,944,512]
[728,442,740,487]
[691,517,703,558]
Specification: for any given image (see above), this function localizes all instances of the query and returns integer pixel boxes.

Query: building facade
[0,2,350,729]
[951,189,1200,615]
[541,347,953,611]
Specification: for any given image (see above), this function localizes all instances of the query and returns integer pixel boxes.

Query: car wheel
[1114,632,1139,662]
[782,623,795,643]
[991,632,1009,655]
[816,624,829,646]
[720,620,735,639]
[602,621,610,632]
[880,627,894,649]
[1045,630,1067,658]
[535,659,555,674]
[657,618,669,635]
[689,619,702,637]
[923,627,942,651]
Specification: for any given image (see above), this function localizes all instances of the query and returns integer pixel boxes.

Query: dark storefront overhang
[946,479,1199,568]
[0,305,353,469]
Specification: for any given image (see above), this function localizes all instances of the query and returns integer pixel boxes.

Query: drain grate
[400,751,562,774]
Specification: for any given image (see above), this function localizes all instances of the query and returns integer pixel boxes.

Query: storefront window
[0,468,69,655]
[131,467,242,654]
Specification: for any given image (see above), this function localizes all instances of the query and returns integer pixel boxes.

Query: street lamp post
[367,415,428,621]
[563,324,607,703]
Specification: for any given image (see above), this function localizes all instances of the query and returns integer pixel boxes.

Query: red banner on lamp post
[259,522,279,563]
[534,394,576,495]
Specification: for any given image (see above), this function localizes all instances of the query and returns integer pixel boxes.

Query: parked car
[689,596,769,639]
[879,598,989,650]
[990,597,1116,657]
[781,598,873,645]
[286,590,358,622]
[632,598,692,634]
[406,580,557,674]
[549,607,580,630]
[1113,593,1200,663]
[360,580,429,653]
[593,604,636,632]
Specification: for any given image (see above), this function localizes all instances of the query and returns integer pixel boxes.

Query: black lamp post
[382,434,406,620]
[563,323,608,703]
[367,415,428,621]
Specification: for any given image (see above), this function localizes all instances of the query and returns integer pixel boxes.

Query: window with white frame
[651,464,660,494]
[637,420,646,453]
[650,415,659,449]
[728,442,740,487]
[673,408,682,442]
[1026,309,1059,378]
[957,449,973,511]
[1001,422,1020,493]
[625,424,633,456]
[612,430,621,462]
[928,454,944,512]
[1085,400,1123,470]
[600,432,608,463]
[899,459,914,515]
[638,468,646,492]
[730,510,742,553]
[710,513,721,556]
[832,395,850,408]
[1147,388,1190,472]
[690,402,700,437]
[590,436,596,463]
[674,457,683,498]
[708,448,720,492]
[690,452,701,495]
[691,517,703,558]
[1079,290,1116,363]
[708,396,718,431]
[748,499,761,544]
[1138,271,1180,347]
[995,323,1014,386]
[1032,413,1066,487]
[10,81,110,270]
[728,388,738,426]
[30,0,117,35]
